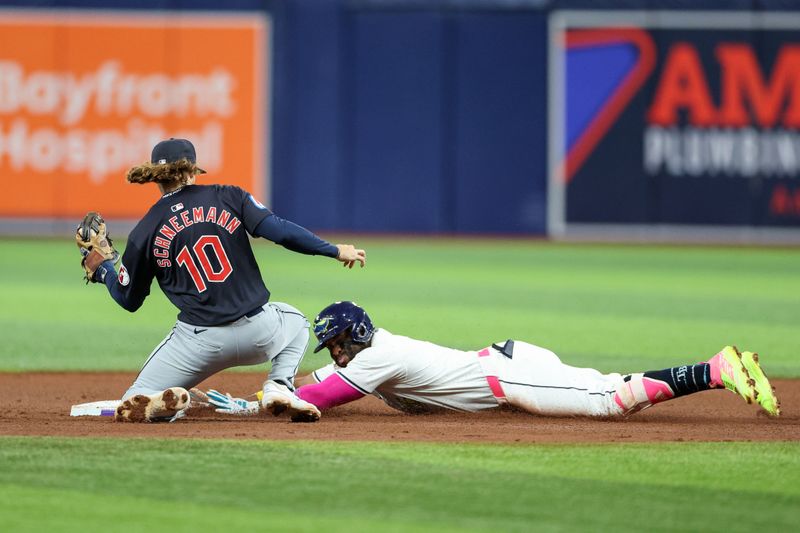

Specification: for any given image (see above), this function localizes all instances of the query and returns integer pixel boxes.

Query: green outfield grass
[2,238,799,532]
[1,237,798,376]
[1,437,798,532]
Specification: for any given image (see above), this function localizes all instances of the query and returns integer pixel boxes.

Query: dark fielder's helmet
[312,301,375,353]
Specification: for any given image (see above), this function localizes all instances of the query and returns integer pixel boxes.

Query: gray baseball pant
[122,302,309,400]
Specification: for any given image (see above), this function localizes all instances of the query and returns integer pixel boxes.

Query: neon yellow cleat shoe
[707,346,756,404]
[741,351,781,417]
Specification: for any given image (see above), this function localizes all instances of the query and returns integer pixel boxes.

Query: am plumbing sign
[549,11,800,229]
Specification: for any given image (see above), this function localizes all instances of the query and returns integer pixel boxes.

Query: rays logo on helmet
[118,265,130,286]
[313,316,333,336]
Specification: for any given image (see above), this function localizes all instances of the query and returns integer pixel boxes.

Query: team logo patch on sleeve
[118,265,130,286]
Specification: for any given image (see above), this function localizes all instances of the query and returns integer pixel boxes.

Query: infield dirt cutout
[1,372,797,443]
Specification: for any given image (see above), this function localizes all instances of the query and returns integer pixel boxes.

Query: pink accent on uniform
[296,373,365,410]
[478,348,507,401]
[613,377,675,411]
[485,376,506,400]
[706,350,731,388]
[641,377,674,403]
[613,393,625,411]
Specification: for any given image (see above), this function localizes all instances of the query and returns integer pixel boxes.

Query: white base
[70,400,120,417]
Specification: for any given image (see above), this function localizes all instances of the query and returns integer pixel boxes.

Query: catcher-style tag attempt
[75,212,120,283]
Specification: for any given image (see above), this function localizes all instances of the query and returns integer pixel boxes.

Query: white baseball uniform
[306,328,625,417]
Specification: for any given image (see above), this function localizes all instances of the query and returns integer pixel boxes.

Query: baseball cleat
[707,346,756,404]
[115,387,191,422]
[261,380,321,423]
[741,351,781,417]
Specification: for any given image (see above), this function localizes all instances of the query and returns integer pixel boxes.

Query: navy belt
[244,306,265,319]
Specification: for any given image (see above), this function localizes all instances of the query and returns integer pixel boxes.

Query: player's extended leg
[121,323,234,399]
[263,303,310,389]
[115,334,214,422]
[613,346,778,417]
[117,318,248,421]
[498,343,777,418]
[614,365,712,415]
[115,387,191,423]
[741,350,781,416]
[239,302,320,421]
[496,342,624,417]
[237,302,310,387]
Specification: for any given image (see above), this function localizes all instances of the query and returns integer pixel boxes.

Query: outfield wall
[1,0,799,240]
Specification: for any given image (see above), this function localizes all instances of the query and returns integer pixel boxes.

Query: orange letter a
[648,43,717,126]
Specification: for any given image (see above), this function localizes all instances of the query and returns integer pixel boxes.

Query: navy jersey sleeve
[226,185,337,258]
[254,215,338,257]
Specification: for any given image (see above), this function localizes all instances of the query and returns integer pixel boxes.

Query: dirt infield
[1,372,798,443]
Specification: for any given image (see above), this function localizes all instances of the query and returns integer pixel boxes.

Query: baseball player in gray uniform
[208,301,780,420]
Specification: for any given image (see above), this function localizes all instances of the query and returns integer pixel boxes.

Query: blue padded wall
[452,11,548,233]
[348,11,446,232]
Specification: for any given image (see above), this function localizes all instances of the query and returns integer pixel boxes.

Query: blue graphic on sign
[566,44,637,150]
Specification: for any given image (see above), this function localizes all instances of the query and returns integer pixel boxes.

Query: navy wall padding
[348,11,446,232]
[270,0,344,229]
[452,11,548,233]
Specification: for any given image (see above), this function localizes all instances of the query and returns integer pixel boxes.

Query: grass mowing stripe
[1,485,442,533]
[1,238,799,376]
[1,437,798,532]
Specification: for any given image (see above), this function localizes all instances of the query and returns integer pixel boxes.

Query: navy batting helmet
[312,301,375,353]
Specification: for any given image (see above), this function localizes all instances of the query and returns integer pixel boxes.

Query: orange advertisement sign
[0,11,269,219]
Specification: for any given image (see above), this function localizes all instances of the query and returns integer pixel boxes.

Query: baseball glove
[75,212,120,283]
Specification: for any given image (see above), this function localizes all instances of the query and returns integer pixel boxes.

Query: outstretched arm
[254,214,336,256]
[295,373,366,410]
[206,370,365,415]
[253,215,366,267]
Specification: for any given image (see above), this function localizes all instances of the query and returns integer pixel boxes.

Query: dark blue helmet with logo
[312,301,375,353]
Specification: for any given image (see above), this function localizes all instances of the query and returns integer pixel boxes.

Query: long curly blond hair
[125,159,204,186]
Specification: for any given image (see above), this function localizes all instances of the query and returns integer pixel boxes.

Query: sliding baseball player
[209,301,780,419]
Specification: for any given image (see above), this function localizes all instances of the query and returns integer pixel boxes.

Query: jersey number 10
[176,235,233,292]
